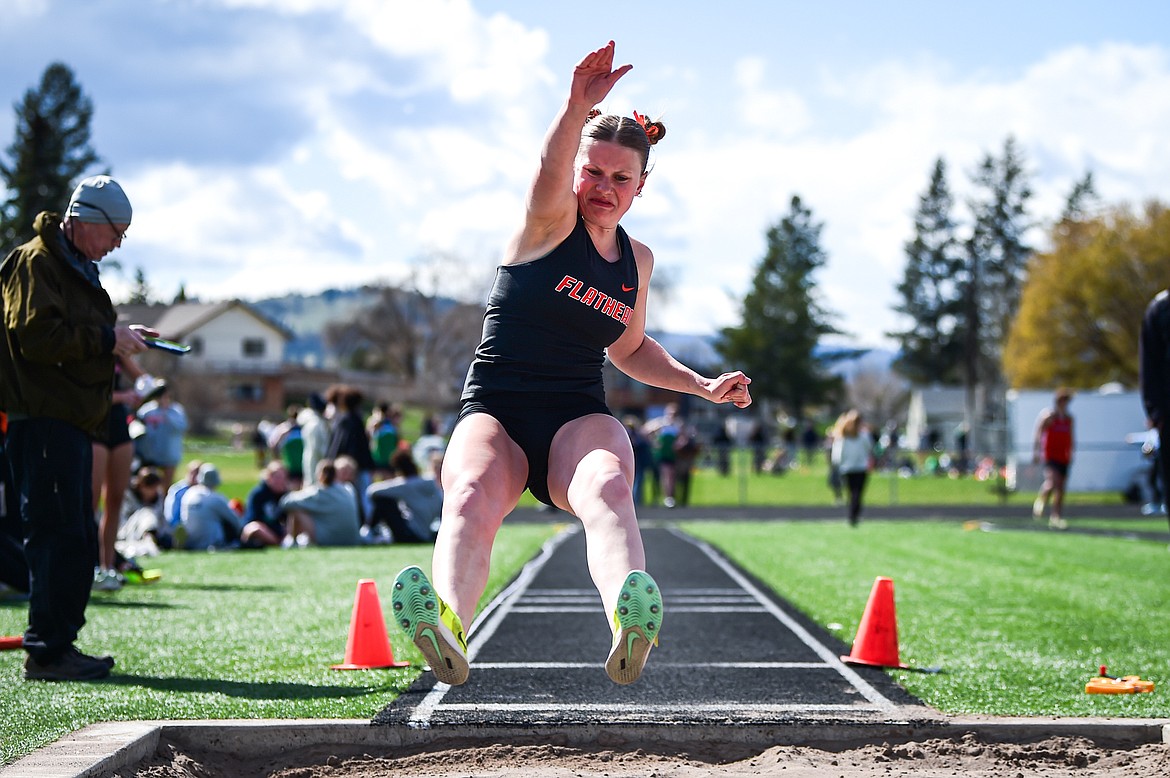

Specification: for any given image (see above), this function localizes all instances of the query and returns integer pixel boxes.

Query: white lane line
[408,525,581,728]
[470,661,829,670]
[408,525,898,727]
[669,527,899,713]
[520,588,761,597]
[433,702,875,714]
[510,605,769,614]
[519,596,758,604]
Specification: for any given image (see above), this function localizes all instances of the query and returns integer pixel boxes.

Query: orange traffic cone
[840,576,908,669]
[331,579,410,670]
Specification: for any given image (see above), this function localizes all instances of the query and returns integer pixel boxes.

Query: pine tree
[718,195,842,419]
[1061,171,1098,222]
[0,63,102,252]
[126,267,153,305]
[962,136,1033,392]
[1052,171,1099,251]
[889,158,964,384]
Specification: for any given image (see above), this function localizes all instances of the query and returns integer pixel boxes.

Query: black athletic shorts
[100,403,133,448]
[1044,460,1070,478]
[457,392,611,506]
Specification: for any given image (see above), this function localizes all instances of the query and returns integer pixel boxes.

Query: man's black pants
[6,418,98,663]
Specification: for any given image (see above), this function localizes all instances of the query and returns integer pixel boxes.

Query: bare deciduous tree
[324,251,490,405]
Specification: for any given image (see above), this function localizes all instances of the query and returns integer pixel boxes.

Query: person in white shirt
[831,409,874,527]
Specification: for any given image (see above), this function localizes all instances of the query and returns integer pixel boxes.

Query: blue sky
[3,0,1169,349]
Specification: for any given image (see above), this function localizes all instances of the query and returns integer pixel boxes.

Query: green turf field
[188,439,1133,510]
[2,442,1166,765]
[682,521,1169,719]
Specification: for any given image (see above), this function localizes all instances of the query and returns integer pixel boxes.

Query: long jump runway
[375,524,924,729]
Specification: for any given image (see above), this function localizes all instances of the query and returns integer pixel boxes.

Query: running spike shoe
[604,569,663,685]
[391,566,469,685]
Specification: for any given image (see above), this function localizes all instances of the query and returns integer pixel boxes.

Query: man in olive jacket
[0,175,155,681]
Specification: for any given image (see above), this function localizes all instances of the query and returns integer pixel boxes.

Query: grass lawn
[683,520,1170,719]
[2,441,1165,765]
[185,439,1136,511]
[0,524,559,765]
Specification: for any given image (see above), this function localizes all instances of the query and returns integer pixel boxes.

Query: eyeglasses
[73,200,128,242]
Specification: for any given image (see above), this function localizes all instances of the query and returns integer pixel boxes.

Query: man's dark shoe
[24,648,111,681]
[71,646,116,670]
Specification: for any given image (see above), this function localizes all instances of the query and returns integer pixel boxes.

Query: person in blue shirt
[239,462,290,548]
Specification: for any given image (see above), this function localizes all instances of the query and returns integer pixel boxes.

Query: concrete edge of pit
[3,713,1168,778]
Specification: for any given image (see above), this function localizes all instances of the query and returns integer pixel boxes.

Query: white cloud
[336,0,554,102]
[733,57,811,137]
[21,3,1165,354]
[621,41,1170,347]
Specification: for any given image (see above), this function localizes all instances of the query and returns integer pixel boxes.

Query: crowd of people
[113,387,448,558]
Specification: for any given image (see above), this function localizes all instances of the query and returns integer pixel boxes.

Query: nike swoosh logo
[420,626,441,657]
[621,284,635,292]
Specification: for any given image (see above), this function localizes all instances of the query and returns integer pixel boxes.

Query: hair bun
[633,110,666,146]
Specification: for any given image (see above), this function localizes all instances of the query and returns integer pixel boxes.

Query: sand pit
[105,724,1169,778]
[115,736,1170,777]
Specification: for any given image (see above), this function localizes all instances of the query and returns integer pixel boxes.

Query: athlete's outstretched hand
[705,372,753,409]
[570,40,632,108]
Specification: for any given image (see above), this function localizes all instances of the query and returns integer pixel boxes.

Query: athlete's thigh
[547,413,634,503]
[442,412,529,508]
[107,442,134,492]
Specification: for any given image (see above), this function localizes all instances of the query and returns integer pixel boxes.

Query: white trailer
[1006,387,1149,494]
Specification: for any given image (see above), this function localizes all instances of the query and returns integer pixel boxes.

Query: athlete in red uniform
[1032,389,1075,529]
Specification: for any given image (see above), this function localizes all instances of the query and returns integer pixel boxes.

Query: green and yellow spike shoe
[391,566,469,686]
[604,569,663,685]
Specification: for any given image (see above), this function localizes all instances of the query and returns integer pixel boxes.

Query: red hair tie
[632,110,666,145]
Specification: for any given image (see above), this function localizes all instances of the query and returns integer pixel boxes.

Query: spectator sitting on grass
[279,459,361,547]
[239,461,291,548]
[116,466,166,555]
[163,459,203,541]
[367,449,443,543]
[177,464,242,550]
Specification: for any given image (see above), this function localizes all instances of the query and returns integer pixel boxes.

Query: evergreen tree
[0,63,102,252]
[1061,171,1098,223]
[889,158,964,384]
[1052,171,1099,251]
[718,195,842,419]
[960,136,1033,394]
[127,267,153,305]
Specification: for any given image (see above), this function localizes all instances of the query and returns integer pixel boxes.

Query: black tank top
[462,216,639,403]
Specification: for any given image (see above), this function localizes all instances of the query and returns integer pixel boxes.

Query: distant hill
[252,288,383,335]
[252,288,383,367]
[249,287,896,375]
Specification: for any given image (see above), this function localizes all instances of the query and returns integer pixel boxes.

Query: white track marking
[407,524,899,727]
[409,527,579,727]
[670,527,899,712]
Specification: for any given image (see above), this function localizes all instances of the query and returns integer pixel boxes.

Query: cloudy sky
[3,0,1169,349]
